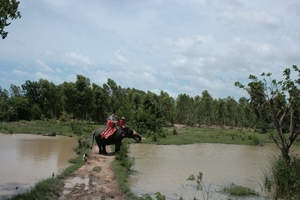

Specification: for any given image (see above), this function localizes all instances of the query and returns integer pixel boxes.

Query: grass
[93,166,101,172]
[1,120,103,137]
[221,183,259,196]
[139,126,274,146]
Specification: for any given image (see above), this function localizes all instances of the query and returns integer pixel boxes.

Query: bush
[264,155,300,199]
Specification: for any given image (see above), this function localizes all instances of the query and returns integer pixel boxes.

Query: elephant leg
[115,141,122,153]
[102,145,108,155]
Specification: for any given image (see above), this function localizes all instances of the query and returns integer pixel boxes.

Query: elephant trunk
[132,130,142,142]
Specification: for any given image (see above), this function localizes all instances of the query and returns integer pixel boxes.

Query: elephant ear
[121,132,126,137]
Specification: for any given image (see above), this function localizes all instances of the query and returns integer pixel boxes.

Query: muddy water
[128,143,300,200]
[0,133,77,198]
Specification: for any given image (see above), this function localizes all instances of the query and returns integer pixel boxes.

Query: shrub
[264,155,300,199]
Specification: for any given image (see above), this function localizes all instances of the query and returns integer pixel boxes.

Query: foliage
[1,76,259,138]
[0,121,14,133]
[221,183,258,196]
[263,156,300,199]
[114,140,134,169]
[0,0,21,39]
[141,126,268,146]
[187,172,211,200]
[235,65,300,163]
[112,140,136,197]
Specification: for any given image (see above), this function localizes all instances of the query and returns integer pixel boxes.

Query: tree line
[0,75,259,132]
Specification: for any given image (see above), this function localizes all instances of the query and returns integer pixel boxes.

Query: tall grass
[263,155,300,199]
[0,122,15,133]
[112,140,141,200]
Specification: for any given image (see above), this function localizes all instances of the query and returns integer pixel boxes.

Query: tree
[175,93,194,125]
[235,65,300,163]
[200,90,213,126]
[74,75,94,120]
[225,96,237,129]
[39,79,60,118]
[0,0,21,39]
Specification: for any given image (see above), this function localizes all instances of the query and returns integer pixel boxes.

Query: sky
[1,0,300,100]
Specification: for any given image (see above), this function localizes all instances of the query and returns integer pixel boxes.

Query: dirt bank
[55,145,127,200]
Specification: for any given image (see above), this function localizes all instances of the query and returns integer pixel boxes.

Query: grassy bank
[141,126,275,146]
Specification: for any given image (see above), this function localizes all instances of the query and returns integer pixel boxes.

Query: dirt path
[55,145,127,200]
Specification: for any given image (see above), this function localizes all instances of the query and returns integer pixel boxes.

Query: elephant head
[122,125,142,142]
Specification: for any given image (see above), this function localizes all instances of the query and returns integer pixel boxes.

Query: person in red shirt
[119,116,125,128]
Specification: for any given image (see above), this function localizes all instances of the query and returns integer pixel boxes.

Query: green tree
[194,95,202,127]
[225,96,237,129]
[216,98,226,128]
[200,90,213,126]
[0,0,21,39]
[235,65,300,163]
[39,79,60,119]
[60,81,77,118]
[175,93,194,125]
[9,84,30,120]
[158,91,175,125]
[75,75,94,120]
[92,83,108,123]
[137,91,164,133]
[0,86,12,120]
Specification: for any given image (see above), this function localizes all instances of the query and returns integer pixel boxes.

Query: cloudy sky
[1,0,300,99]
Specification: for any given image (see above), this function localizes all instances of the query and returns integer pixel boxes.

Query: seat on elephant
[101,126,117,139]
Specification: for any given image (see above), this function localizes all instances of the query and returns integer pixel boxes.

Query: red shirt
[107,120,114,128]
[119,119,125,126]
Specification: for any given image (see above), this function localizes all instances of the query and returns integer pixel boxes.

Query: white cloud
[34,72,64,85]
[12,69,30,76]
[35,59,53,72]
[61,52,94,70]
[207,0,283,29]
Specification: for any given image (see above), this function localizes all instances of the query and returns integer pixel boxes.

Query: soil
[55,145,127,200]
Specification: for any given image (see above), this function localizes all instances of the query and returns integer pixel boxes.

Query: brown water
[128,143,300,200]
[0,133,77,198]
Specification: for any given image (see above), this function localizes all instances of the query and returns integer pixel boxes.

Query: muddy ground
[55,145,127,200]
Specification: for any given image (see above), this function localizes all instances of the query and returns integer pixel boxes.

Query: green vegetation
[0,0,21,39]
[236,66,300,163]
[112,140,140,200]
[92,166,101,172]
[142,126,274,146]
[187,172,212,200]
[221,183,259,196]
[263,155,300,199]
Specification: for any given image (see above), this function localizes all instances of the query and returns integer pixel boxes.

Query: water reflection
[128,143,300,200]
[0,134,77,198]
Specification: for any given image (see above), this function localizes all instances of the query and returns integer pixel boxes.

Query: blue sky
[1,0,300,99]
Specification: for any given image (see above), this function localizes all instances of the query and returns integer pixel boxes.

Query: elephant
[91,125,142,155]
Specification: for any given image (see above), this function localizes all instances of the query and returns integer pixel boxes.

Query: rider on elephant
[101,116,117,139]
[119,116,125,128]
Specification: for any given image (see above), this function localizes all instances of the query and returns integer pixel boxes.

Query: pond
[0,133,77,198]
[128,143,300,200]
